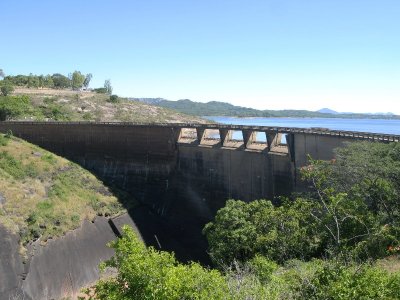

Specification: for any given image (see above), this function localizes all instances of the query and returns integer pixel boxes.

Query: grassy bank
[0,133,128,248]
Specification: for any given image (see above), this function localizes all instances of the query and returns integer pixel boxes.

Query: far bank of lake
[204,116,400,135]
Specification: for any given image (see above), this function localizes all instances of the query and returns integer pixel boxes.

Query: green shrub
[36,200,54,211]
[5,130,13,139]
[94,87,107,94]
[0,151,26,179]
[308,261,400,300]
[0,134,10,146]
[301,143,400,260]
[203,199,321,265]
[0,84,14,96]
[82,112,93,120]
[108,95,119,103]
[39,103,71,120]
[41,153,56,165]
[71,214,80,223]
[85,226,229,300]
[247,255,278,284]
[0,95,34,120]
[48,180,67,200]
[25,162,39,177]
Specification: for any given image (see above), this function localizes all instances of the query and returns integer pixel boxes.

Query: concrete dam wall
[0,122,397,208]
[0,121,398,299]
[1,122,398,235]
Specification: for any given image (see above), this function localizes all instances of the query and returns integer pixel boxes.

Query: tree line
[2,71,92,90]
[0,68,113,96]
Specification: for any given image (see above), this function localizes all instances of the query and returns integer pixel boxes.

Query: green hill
[136,98,400,119]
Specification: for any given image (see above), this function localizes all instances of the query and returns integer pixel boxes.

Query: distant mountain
[318,108,396,116]
[130,98,400,120]
[317,108,339,114]
[129,97,166,105]
[365,112,395,116]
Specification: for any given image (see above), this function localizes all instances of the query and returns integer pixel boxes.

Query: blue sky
[1,0,399,113]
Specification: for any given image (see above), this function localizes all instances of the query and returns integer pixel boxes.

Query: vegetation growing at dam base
[85,141,400,299]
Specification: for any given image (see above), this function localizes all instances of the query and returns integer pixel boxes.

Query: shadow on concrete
[106,184,212,266]
[128,205,211,265]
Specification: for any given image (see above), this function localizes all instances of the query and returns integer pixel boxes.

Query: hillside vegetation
[136,98,400,119]
[0,70,205,122]
[0,133,128,249]
[0,89,205,123]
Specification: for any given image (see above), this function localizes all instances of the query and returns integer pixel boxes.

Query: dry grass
[377,255,400,273]
[13,88,207,123]
[0,134,127,246]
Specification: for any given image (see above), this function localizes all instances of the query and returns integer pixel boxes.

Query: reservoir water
[205,117,400,135]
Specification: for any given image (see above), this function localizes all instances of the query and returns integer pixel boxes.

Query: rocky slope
[12,88,207,123]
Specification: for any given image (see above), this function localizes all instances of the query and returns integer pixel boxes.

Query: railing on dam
[3,121,400,141]
[2,121,398,157]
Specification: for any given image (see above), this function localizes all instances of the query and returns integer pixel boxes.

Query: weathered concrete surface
[292,133,354,169]
[0,225,26,300]
[176,145,294,214]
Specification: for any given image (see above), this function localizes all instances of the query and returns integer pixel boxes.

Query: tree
[0,84,14,96]
[104,79,112,95]
[4,74,29,86]
[204,141,400,265]
[301,148,400,259]
[83,226,229,300]
[203,199,320,265]
[71,71,85,90]
[323,142,400,223]
[83,73,92,89]
[43,75,54,88]
[27,74,39,88]
[52,73,71,89]
[0,95,32,120]
[38,75,45,88]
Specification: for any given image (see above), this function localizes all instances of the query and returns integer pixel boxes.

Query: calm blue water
[205,117,400,135]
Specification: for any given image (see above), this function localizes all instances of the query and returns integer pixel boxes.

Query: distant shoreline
[204,116,400,135]
[203,116,400,121]
[136,98,399,120]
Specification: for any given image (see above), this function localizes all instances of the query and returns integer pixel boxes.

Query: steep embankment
[0,133,126,245]
[11,88,207,123]
[0,133,131,299]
